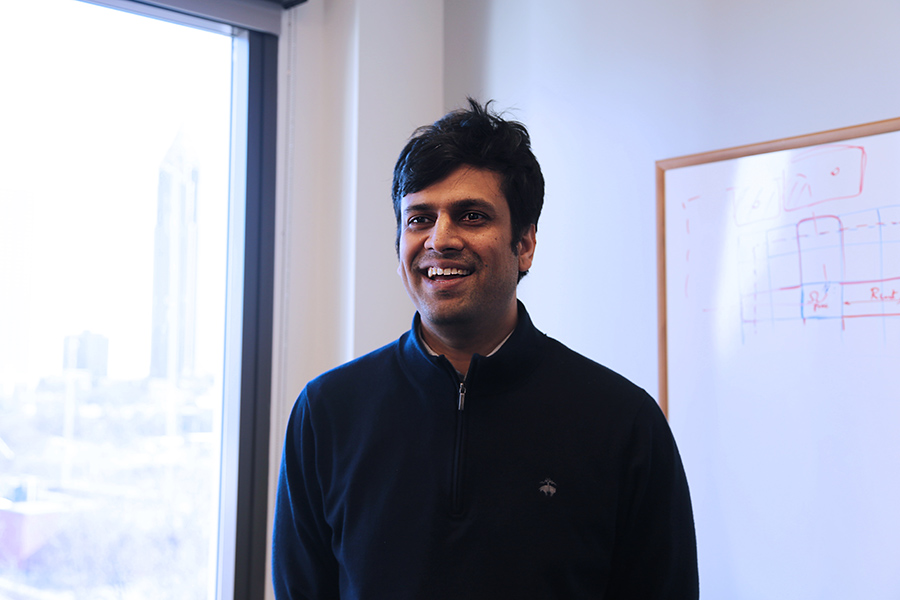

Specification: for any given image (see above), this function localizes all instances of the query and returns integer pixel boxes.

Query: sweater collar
[400,301,546,395]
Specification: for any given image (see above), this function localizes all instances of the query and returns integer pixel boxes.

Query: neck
[419,304,518,376]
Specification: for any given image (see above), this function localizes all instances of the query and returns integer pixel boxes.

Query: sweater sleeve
[272,388,340,600]
[604,396,699,599]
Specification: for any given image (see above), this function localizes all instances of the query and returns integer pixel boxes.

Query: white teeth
[427,267,471,279]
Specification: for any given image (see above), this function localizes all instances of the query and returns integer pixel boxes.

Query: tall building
[150,132,199,381]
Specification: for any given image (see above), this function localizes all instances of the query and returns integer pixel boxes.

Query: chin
[419,303,476,327]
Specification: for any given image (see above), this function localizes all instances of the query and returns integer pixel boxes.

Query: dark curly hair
[392,98,544,280]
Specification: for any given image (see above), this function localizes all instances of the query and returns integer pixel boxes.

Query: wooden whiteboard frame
[655,116,900,416]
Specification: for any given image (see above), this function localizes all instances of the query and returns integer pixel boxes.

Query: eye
[407,215,433,228]
[460,212,486,223]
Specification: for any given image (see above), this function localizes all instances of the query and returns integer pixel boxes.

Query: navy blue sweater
[273,304,698,599]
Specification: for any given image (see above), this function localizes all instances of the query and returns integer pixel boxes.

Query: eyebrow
[402,198,497,216]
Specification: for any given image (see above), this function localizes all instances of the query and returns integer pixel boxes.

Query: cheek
[486,236,516,263]
[397,240,418,277]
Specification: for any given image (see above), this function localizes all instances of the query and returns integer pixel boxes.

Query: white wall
[703,0,900,149]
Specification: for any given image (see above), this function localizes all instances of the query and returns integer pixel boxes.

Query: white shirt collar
[417,322,514,360]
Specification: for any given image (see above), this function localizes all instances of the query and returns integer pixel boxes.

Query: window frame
[233,28,277,600]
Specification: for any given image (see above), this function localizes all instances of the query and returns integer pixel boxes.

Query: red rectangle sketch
[785,145,866,211]
[796,215,844,320]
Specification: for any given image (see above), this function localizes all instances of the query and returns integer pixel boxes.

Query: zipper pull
[458,381,466,411]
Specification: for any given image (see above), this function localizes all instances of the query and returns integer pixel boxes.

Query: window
[0,1,275,598]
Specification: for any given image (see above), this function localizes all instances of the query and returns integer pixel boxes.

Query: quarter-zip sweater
[273,303,698,599]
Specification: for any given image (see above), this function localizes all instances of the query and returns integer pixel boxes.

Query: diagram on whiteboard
[672,139,900,335]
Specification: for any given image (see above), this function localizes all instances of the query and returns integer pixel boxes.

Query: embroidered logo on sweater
[539,479,557,497]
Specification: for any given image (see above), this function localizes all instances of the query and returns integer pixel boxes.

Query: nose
[425,214,463,252]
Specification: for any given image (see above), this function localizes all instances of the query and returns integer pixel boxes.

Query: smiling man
[273,100,699,600]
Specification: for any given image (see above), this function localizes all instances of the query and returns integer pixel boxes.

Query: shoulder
[536,338,684,476]
[542,337,652,398]
[284,337,407,443]
[304,335,405,402]
[535,335,665,425]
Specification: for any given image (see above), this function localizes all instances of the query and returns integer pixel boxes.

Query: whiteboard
[657,119,900,600]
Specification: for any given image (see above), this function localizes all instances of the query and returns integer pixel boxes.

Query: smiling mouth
[427,266,471,279]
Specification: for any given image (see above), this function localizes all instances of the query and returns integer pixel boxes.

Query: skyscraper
[150,132,199,381]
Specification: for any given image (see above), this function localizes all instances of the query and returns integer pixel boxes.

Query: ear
[516,224,537,272]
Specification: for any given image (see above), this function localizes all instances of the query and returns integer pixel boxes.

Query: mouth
[426,266,472,280]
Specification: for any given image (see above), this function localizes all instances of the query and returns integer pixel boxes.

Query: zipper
[450,380,467,516]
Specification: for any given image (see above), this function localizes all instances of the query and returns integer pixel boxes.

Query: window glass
[0,1,238,597]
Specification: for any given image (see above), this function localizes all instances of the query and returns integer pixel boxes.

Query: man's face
[397,165,536,332]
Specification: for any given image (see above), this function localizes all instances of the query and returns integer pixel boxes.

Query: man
[273,99,699,599]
